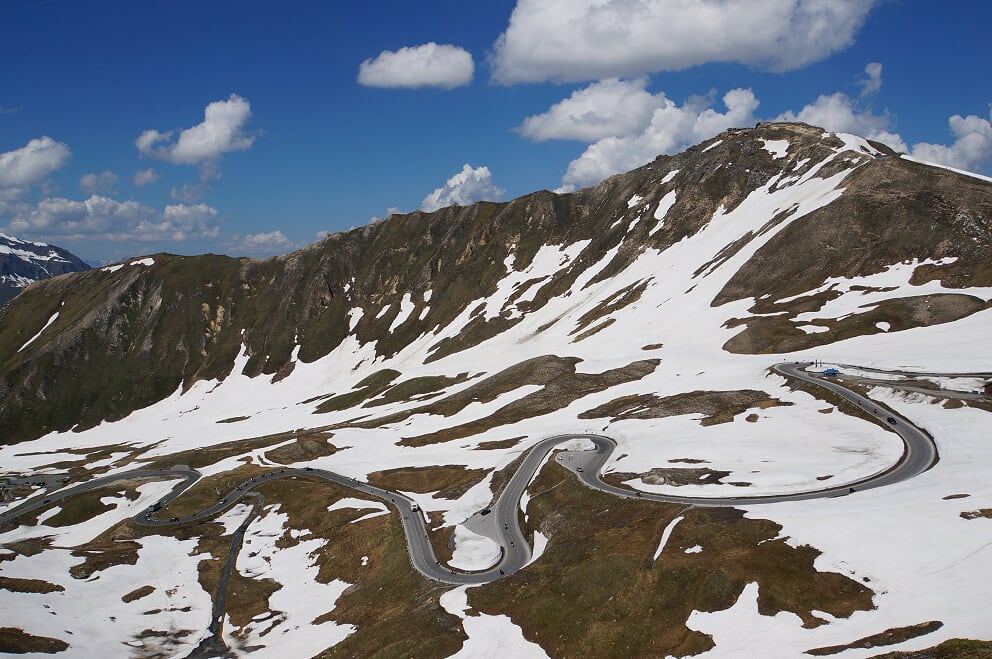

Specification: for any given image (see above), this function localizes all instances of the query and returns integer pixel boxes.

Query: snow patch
[17,303,62,352]
[653,515,684,561]
[449,524,501,571]
[440,586,550,658]
[761,139,790,159]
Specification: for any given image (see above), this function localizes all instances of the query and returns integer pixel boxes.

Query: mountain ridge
[1,122,991,657]
[0,122,989,443]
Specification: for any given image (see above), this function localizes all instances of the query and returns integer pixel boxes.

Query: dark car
[576,467,584,472]
[887,417,897,425]
[480,508,491,516]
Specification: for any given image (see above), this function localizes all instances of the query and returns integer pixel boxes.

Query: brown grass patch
[807,620,943,655]
[263,433,338,464]
[869,638,992,658]
[0,628,68,654]
[122,585,156,603]
[367,465,490,500]
[0,576,64,594]
[581,389,788,426]
[474,436,526,450]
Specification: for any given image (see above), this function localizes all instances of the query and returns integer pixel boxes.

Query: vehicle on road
[576,467,583,472]
[887,417,897,425]
[410,503,420,512]
[480,508,491,516]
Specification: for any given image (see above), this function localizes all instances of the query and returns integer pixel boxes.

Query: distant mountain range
[0,234,89,306]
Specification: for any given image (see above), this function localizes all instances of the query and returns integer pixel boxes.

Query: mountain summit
[0,234,89,306]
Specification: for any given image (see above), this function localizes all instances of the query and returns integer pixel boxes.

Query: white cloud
[0,136,71,189]
[136,94,254,178]
[421,164,505,212]
[3,196,222,243]
[561,88,760,188]
[774,92,908,153]
[859,62,883,97]
[79,170,118,196]
[170,182,212,204]
[492,0,879,83]
[516,78,662,142]
[911,112,992,172]
[227,230,295,255]
[358,43,474,89]
[132,168,160,187]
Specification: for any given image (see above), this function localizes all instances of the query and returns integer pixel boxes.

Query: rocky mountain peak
[0,233,90,306]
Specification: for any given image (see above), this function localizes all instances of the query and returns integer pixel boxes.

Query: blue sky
[1,0,989,265]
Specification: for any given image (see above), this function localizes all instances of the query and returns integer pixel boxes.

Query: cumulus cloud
[136,94,254,181]
[79,170,118,196]
[492,0,878,83]
[516,78,662,142]
[358,43,474,89]
[421,164,505,212]
[561,88,760,188]
[3,196,221,242]
[0,136,71,189]
[774,92,908,152]
[132,168,160,187]
[911,112,992,172]
[227,230,295,255]
[858,62,883,97]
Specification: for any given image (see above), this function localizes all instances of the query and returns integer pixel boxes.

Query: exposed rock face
[0,234,89,306]
[0,122,989,443]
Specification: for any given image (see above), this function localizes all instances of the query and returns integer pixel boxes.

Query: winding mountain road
[0,362,939,586]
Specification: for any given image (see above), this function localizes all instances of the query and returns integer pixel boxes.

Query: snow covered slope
[0,233,89,306]
[0,123,990,657]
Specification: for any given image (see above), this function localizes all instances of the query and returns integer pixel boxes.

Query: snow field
[0,531,212,657]
[223,504,355,656]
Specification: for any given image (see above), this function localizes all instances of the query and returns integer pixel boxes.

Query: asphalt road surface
[0,362,939,586]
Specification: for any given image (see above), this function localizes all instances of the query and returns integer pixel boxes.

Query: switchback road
[0,363,939,586]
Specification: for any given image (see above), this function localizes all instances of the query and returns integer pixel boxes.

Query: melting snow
[653,515,684,561]
[440,586,550,658]
[650,190,678,236]
[449,525,501,571]
[17,303,62,353]
[761,139,790,159]
[389,292,416,331]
